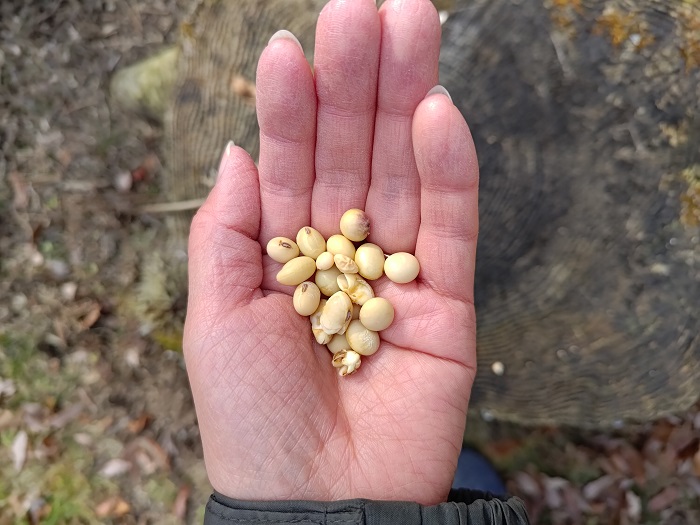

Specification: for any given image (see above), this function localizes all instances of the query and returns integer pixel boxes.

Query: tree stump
[155,0,699,427]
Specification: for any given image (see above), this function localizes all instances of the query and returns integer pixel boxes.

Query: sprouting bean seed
[293,281,321,316]
[334,253,359,274]
[310,300,332,344]
[332,349,361,376]
[384,252,420,284]
[320,291,353,335]
[296,226,326,259]
[337,273,374,305]
[266,237,299,263]
[339,209,370,242]
[354,243,384,280]
[359,297,394,332]
[276,256,316,286]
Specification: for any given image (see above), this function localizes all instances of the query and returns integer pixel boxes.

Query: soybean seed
[327,333,350,354]
[359,297,394,331]
[296,226,326,259]
[276,256,316,286]
[316,251,334,271]
[293,281,321,316]
[339,209,370,242]
[320,291,353,335]
[315,266,342,297]
[345,319,380,356]
[334,253,359,274]
[355,243,384,280]
[266,237,300,263]
[326,234,356,259]
[337,273,374,305]
[384,252,420,284]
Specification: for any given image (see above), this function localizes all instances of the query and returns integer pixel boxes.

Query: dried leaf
[127,413,152,434]
[74,433,92,446]
[583,475,616,501]
[688,477,700,497]
[648,486,679,513]
[22,403,49,433]
[668,423,696,455]
[650,419,675,444]
[95,496,131,518]
[230,74,256,105]
[0,378,16,398]
[172,485,190,520]
[625,491,641,521]
[619,446,646,483]
[513,471,541,498]
[125,436,170,474]
[27,497,51,525]
[99,458,132,478]
[693,448,700,477]
[12,430,28,472]
[543,476,569,509]
[0,409,16,430]
[9,171,29,210]
[80,303,101,330]
[50,403,83,429]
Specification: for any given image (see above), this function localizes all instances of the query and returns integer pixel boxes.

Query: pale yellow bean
[345,319,380,356]
[354,243,384,280]
[339,209,370,242]
[315,266,342,296]
[384,252,420,284]
[320,291,353,335]
[310,299,331,344]
[337,273,374,305]
[316,251,334,271]
[326,234,356,259]
[359,297,394,331]
[276,256,316,286]
[296,226,326,259]
[293,282,321,316]
[327,333,350,354]
[332,349,361,376]
[266,237,299,264]
[334,254,359,274]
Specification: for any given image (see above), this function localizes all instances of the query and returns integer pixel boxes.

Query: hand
[184,0,479,506]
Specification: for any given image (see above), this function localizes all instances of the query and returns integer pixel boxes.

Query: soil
[0,0,698,524]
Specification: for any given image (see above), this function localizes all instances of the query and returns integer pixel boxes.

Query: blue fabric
[452,447,507,496]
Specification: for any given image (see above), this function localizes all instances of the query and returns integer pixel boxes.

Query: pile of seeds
[267,209,420,376]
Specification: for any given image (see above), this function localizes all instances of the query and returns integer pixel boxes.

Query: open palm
[184,0,479,506]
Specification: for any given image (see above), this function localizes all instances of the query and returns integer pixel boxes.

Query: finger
[366,0,440,253]
[413,92,479,302]
[187,143,263,313]
[257,31,317,246]
[311,0,381,238]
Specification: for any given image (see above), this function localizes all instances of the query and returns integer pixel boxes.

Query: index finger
[413,92,479,302]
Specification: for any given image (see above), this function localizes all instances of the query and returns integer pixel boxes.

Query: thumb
[187,142,263,317]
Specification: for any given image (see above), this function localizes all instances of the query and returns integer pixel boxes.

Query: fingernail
[425,85,452,103]
[268,30,303,52]
[216,140,235,182]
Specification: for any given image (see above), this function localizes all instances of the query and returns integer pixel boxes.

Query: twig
[138,198,206,214]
